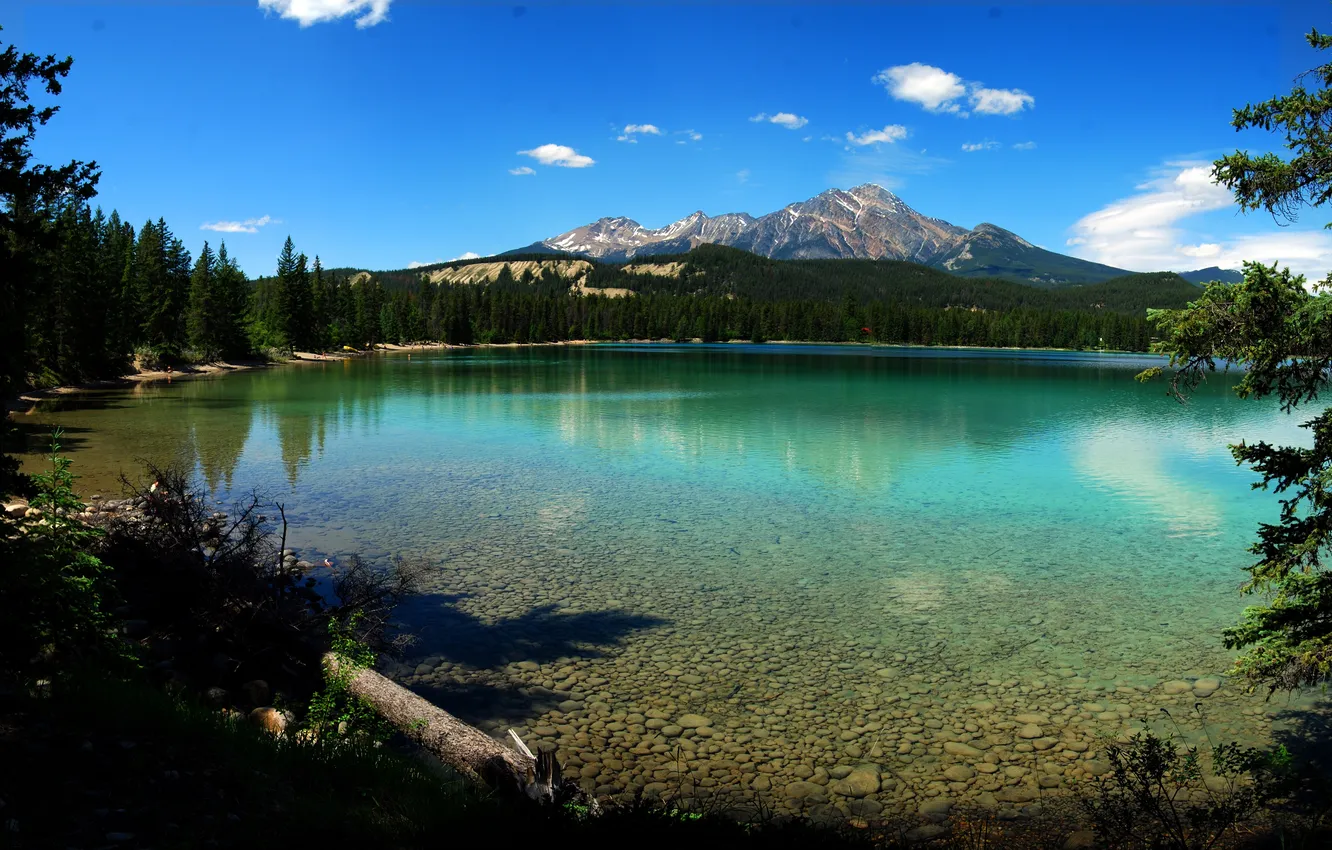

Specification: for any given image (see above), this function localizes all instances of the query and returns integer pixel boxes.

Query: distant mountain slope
[1179,267,1244,284]
[507,184,1134,286]
[370,243,1198,316]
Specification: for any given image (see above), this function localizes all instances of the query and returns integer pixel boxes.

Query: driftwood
[323,653,559,800]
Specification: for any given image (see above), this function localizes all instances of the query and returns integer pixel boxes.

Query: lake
[13,343,1325,816]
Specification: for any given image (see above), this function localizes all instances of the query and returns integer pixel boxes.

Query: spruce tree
[212,242,251,359]
[186,241,217,359]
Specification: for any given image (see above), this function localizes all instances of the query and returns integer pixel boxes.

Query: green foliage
[0,430,131,686]
[0,26,101,402]
[1141,24,1332,692]
[305,612,393,742]
[1082,728,1293,850]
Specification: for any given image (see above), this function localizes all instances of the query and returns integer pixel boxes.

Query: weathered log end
[322,652,554,800]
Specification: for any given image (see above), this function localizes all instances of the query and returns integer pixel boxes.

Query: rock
[1193,677,1221,695]
[783,781,824,799]
[919,799,954,817]
[1014,713,1049,724]
[241,680,270,706]
[830,767,880,798]
[204,686,229,707]
[1162,680,1193,695]
[1017,724,1043,739]
[848,798,882,817]
[996,787,1036,804]
[4,503,28,519]
[943,741,982,757]
[676,713,711,728]
[1063,830,1097,849]
[660,725,683,737]
[1085,761,1112,777]
[121,619,150,638]
[248,707,294,736]
[943,765,974,782]
[829,765,854,780]
[904,824,949,842]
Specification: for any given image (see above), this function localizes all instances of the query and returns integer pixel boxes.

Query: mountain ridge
[506,184,1133,287]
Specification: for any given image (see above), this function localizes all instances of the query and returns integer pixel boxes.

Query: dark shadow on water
[6,421,95,454]
[1270,696,1332,769]
[389,594,670,728]
[397,593,669,669]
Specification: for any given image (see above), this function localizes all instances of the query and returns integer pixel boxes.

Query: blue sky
[4,0,1327,278]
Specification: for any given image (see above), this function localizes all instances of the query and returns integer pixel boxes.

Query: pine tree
[212,242,251,359]
[186,241,218,359]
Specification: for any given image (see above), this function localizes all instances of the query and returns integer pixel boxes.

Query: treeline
[16,210,1180,393]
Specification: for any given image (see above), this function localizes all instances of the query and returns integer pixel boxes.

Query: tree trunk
[323,652,557,800]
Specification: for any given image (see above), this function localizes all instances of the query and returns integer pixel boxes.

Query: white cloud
[509,166,536,175]
[736,169,750,184]
[1066,161,1332,278]
[1177,243,1222,259]
[686,130,702,141]
[971,86,1034,115]
[517,143,595,168]
[257,0,390,28]
[617,123,663,143]
[845,125,909,146]
[200,215,273,234]
[408,259,443,269]
[451,252,481,261]
[872,62,1034,117]
[750,111,808,129]
[961,140,1000,152]
[872,63,966,113]
[1012,141,1037,150]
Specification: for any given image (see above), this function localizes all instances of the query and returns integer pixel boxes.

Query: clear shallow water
[14,344,1326,814]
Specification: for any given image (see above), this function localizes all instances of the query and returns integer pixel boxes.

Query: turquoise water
[14,344,1320,813]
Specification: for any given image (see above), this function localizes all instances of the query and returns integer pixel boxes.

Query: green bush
[0,430,132,689]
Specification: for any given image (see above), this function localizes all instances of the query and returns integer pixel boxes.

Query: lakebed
[12,343,1328,819]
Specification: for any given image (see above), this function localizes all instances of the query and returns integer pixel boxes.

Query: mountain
[508,184,1133,286]
[1179,267,1243,284]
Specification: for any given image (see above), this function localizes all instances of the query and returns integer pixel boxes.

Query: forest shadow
[389,594,669,727]
[1269,696,1332,767]
[397,593,669,669]
[6,421,95,455]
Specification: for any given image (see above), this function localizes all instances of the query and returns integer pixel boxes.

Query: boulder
[830,767,880,798]
[248,707,294,736]
[943,741,982,757]
[241,679,271,706]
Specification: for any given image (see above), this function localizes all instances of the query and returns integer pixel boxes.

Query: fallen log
[322,652,558,800]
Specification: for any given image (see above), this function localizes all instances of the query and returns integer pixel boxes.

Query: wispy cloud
[961,140,1000,152]
[844,125,909,147]
[750,111,808,130]
[872,62,1034,117]
[624,123,662,135]
[1012,141,1037,150]
[517,143,595,168]
[736,169,751,184]
[408,259,443,269]
[509,166,536,175]
[257,0,390,28]
[1066,160,1332,278]
[827,144,946,194]
[200,215,274,234]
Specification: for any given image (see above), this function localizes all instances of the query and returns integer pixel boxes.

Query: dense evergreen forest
[14,212,1201,393]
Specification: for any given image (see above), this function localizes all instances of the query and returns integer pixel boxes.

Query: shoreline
[9,338,1157,411]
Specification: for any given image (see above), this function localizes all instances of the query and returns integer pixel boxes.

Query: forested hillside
[14,225,1200,396]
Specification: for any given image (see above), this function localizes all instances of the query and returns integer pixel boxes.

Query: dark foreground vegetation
[7,17,1332,850]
